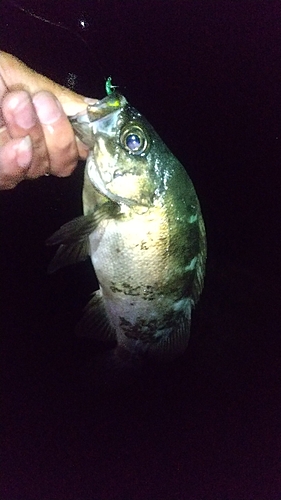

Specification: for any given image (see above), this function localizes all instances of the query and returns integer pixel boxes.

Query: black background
[1,1,280,499]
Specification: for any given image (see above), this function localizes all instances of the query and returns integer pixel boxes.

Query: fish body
[47,93,206,360]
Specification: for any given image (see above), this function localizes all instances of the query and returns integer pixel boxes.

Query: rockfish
[47,93,207,361]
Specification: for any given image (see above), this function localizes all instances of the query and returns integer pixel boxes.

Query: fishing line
[8,0,106,88]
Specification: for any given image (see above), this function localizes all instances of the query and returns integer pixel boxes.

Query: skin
[49,95,207,359]
[0,51,97,189]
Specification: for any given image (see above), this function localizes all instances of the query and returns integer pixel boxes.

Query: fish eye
[126,134,141,151]
[120,125,149,155]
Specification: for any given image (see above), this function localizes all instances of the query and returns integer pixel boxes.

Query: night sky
[1,1,280,499]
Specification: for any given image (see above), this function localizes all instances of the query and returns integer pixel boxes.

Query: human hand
[0,51,94,189]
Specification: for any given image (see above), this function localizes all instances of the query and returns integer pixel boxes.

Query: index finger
[0,51,90,116]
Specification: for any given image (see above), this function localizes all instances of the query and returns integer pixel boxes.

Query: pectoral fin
[47,201,120,273]
[47,239,90,274]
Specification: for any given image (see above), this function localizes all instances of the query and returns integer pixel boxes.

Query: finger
[0,135,32,190]
[2,90,49,178]
[32,91,81,177]
[76,138,90,161]
[0,125,10,147]
[0,75,8,127]
[0,51,90,116]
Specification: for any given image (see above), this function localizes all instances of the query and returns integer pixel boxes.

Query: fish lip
[87,93,127,122]
[69,93,127,125]
[69,93,127,147]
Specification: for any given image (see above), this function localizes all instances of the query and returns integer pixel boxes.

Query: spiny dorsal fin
[192,214,207,304]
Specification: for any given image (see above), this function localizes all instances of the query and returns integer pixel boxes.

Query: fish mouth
[87,93,127,122]
[69,93,127,147]
[69,93,143,208]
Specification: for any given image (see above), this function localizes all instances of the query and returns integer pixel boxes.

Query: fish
[47,93,207,362]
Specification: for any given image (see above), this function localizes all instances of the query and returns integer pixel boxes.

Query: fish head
[70,93,160,208]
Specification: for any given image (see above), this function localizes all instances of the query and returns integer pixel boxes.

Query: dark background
[1,1,280,499]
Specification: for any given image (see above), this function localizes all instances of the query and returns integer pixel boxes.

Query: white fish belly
[88,208,191,353]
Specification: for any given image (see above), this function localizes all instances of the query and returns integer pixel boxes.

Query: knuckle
[0,175,20,190]
[27,157,49,179]
[52,159,77,177]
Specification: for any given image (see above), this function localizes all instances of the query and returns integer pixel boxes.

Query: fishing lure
[105,76,117,95]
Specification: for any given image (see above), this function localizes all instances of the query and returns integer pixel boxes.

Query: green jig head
[105,76,117,95]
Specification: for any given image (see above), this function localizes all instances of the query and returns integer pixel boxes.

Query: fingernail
[13,135,32,168]
[33,91,62,125]
[84,97,98,104]
[78,139,90,151]
[9,91,37,129]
